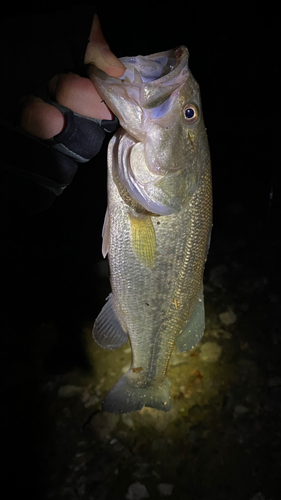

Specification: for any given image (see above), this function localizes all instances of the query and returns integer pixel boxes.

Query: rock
[58,385,83,397]
[83,394,99,408]
[221,330,233,339]
[199,342,222,362]
[157,483,173,496]
[219,308,237,325]
[234,404,249,415]
[209,265,228,287]
[77,483,85,496]
[91,411,119,439]
[207,329,232,339]
[122,414,135,428]
[134,406,178,431]
[133,463,149,479]
[60,486,77,498]
[125,482,149,499]
[250,493,265,500]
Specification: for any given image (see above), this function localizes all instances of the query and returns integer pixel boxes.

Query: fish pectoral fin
[176,286,205,352]
[129,213,156,268]
[102,207,110,258]
[93,293,128,350]
[102,370,171,414]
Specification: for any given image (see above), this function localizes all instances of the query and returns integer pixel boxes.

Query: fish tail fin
[102,370,171,414]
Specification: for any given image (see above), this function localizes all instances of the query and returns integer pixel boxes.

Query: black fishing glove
[0,5,118,212]
[1,107,118,212]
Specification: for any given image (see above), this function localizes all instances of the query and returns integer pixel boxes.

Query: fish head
[89,46,210,215]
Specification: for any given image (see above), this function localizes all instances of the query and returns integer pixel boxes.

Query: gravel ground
[3,201,280,500]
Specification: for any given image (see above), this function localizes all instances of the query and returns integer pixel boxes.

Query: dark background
[1,1,280,497]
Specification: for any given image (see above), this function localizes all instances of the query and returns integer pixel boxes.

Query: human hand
[20,15,125,139]
[0,8,125,212]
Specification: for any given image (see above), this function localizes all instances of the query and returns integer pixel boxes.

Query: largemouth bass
[89,46,212,413]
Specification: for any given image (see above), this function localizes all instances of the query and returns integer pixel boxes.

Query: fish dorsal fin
[102,208,110,258]
[129,213,156,268]
[93,294,128,350]
[176,286,205,352]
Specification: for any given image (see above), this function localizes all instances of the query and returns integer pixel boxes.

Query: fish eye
[184,104,199,124]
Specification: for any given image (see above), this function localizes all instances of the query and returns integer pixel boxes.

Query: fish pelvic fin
[93,294,128,350]
[129,213,156,269]
[102,370,171,414]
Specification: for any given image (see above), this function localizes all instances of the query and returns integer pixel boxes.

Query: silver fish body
[89,46,212,413]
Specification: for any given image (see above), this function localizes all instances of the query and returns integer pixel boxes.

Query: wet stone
[199,341,222,362]
[134,406,178,431]
[58,385,84,397]
[219,308,237,325]
[157,483,173,496]
[206,328,233,339]
[133,462,149,479]
[91,411,120,439]
[234,404,249,416]
[83,394,99,407]
[125,482,149,499]
[122,414,135,428]
[250,494,266,500]
[209,264,229,287]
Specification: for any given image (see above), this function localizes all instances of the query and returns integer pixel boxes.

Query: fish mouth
[120,46,187,84]
[121,45,189,109]
[90,45,189,110]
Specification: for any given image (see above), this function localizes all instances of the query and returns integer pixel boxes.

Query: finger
[20,97,65,139]
[49,73,113,120]
[84,14,125,78]
[20,72,114,139]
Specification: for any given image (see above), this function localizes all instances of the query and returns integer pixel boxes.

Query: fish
[89,46,212,413]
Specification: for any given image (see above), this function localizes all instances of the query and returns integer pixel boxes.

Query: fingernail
[100,46,125,70]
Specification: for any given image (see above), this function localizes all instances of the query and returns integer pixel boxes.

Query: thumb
[84,15,125,78]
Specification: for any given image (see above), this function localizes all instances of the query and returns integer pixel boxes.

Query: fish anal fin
[93,293,127,350]
[129,213,156,268]
[102,370,171,414]
[176,286,205,352]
